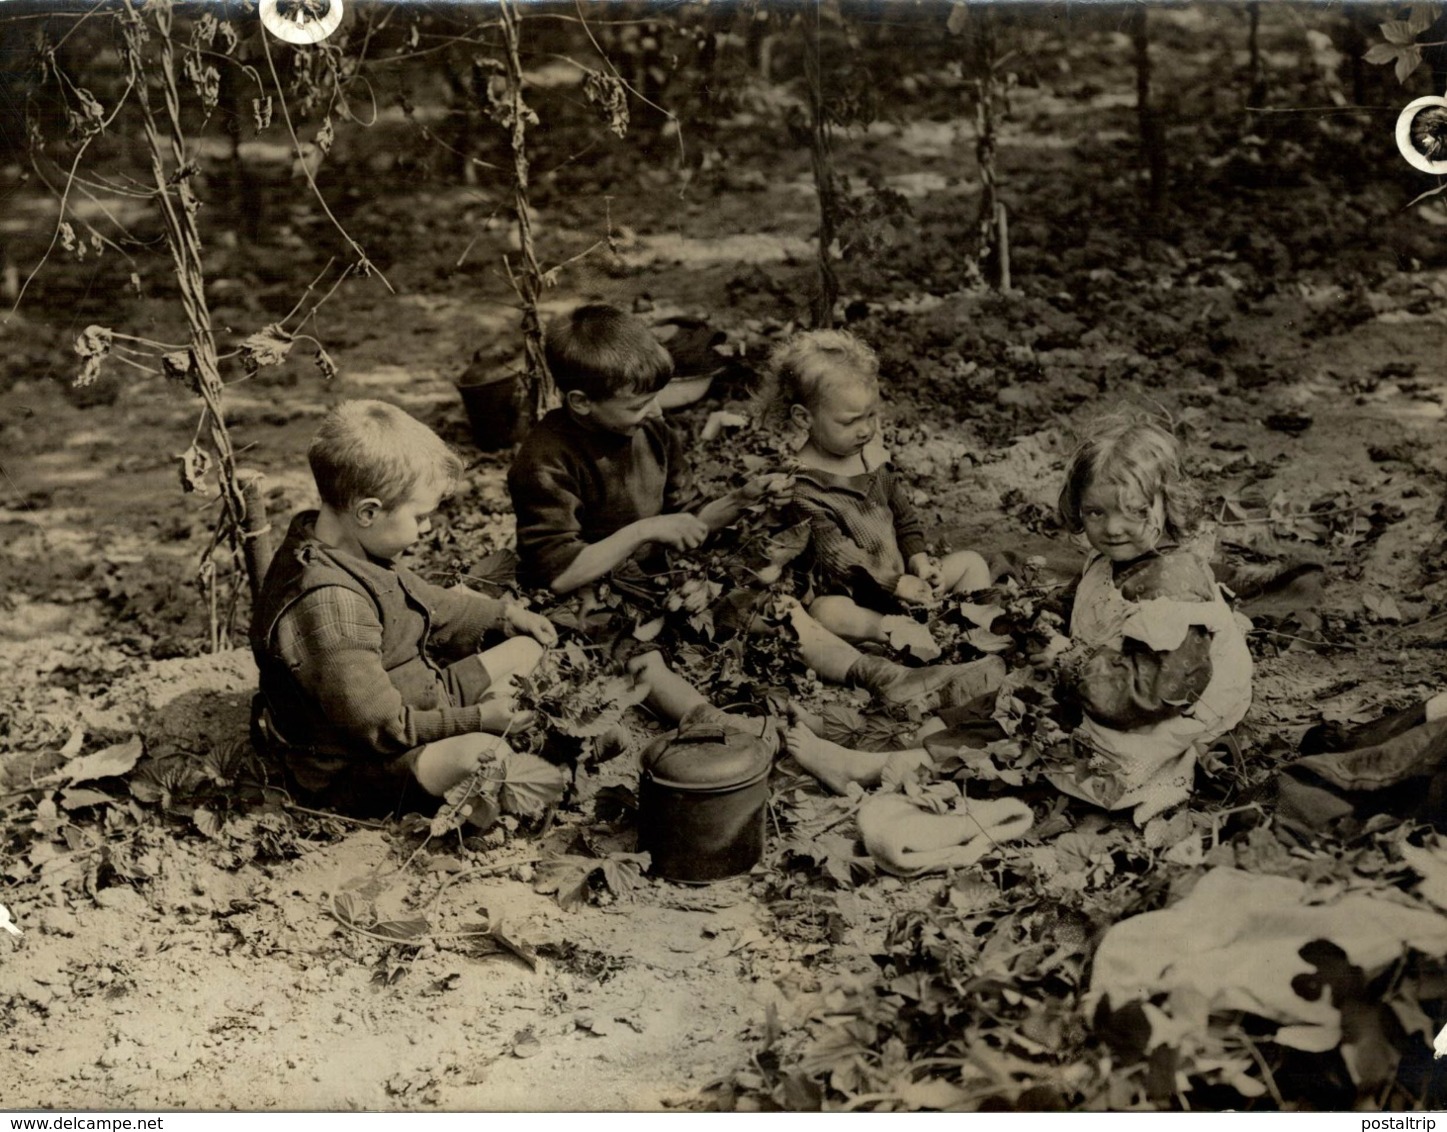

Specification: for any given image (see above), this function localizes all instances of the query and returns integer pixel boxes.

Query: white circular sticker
[260,0,344,46]
[1395,94,1447,175]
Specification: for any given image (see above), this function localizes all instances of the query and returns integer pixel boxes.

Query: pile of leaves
[713,806,1447,1112]
[2,729,328,899]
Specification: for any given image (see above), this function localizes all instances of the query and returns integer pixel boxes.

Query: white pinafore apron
[1047,550,1254,824]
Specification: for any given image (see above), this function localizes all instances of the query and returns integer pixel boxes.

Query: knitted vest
[250,511,449,757]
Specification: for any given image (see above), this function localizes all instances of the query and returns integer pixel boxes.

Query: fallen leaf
[62,736,143,785]
[58,788,114,811]
[488,751,568,819]
[371,917,432,942]
[1400,842,1447,911]
[533,855,593,911]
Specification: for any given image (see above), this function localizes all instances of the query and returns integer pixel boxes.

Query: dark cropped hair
[308,399,462,511]
[544,304,673,402]
[1058,413,1203,544]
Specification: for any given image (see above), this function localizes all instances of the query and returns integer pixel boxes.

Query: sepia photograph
[1,0,1445,1115]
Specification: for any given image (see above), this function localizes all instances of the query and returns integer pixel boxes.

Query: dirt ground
[3,3,1447,1113]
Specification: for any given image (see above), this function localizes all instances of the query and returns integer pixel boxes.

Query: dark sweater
[507,409,697,590]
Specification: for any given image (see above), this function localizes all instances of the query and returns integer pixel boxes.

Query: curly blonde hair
[756,328,880,431]
[1057,413,1203,544]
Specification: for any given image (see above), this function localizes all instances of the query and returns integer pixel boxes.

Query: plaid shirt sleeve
[885,468,928,563]
[405,574,508,659]
[272,586,487,759]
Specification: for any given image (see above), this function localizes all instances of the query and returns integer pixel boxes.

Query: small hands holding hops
[893,573,935,605]
[697,473,795,533]
[739,471,796,502]
[503,601,559,647]
[893,553,950,606]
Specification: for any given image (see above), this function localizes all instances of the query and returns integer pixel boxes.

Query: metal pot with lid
[638,714,774,884]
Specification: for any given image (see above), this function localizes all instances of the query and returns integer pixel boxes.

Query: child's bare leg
[808,594,889,643]
[625,650,710,725]
[479,635,545,683]
[413,732,513,796]
[939,550,992,595]
[473,636,544,733]
[809,594,939,658]
[914,716,948,742]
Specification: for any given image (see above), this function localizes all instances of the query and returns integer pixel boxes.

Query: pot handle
[674,722,730,744]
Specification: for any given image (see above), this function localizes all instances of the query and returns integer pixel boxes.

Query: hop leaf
[162,349,200,394]
[176,443,213,494]
[239,323,294,374]
[532,855,593,911]
[61,735,142,784]
[582,70,629,138]
[486,751,567,819]
[313,346,338,381]
[73,324,113,387]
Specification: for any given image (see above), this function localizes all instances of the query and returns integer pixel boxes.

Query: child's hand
[414,733,512,796]
[908,552,943,588]
[503,602,558,647]
[1028,632,1074,667]
[645,513,709,550]
[894,574,935,604]
[739,472,795,502]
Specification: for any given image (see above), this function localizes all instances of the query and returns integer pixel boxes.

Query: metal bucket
[456,358,521,451]
[638,718,771,883]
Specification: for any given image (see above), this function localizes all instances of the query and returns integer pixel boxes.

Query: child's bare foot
[784,713,889,795]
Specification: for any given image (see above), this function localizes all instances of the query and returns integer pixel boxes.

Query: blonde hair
[757,328,880,430]
[1057,414,1202,543]
[308,400,462,511]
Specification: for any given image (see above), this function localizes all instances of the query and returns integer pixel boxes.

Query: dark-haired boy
[252,399,558,817]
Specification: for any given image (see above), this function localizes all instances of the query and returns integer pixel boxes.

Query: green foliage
[1363,5,1438,84]
[533,850,651,912]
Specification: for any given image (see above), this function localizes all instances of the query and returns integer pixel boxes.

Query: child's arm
[273,587,501,759]
[548,513,707,594]
[694,472,794,533]
[414,574,558,652]
[511,439,707,595]
[885,469,932,580]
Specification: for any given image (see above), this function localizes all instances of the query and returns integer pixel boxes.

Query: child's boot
[848,654,1005,708]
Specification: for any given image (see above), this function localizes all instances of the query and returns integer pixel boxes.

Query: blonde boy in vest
[251,400,556,817]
